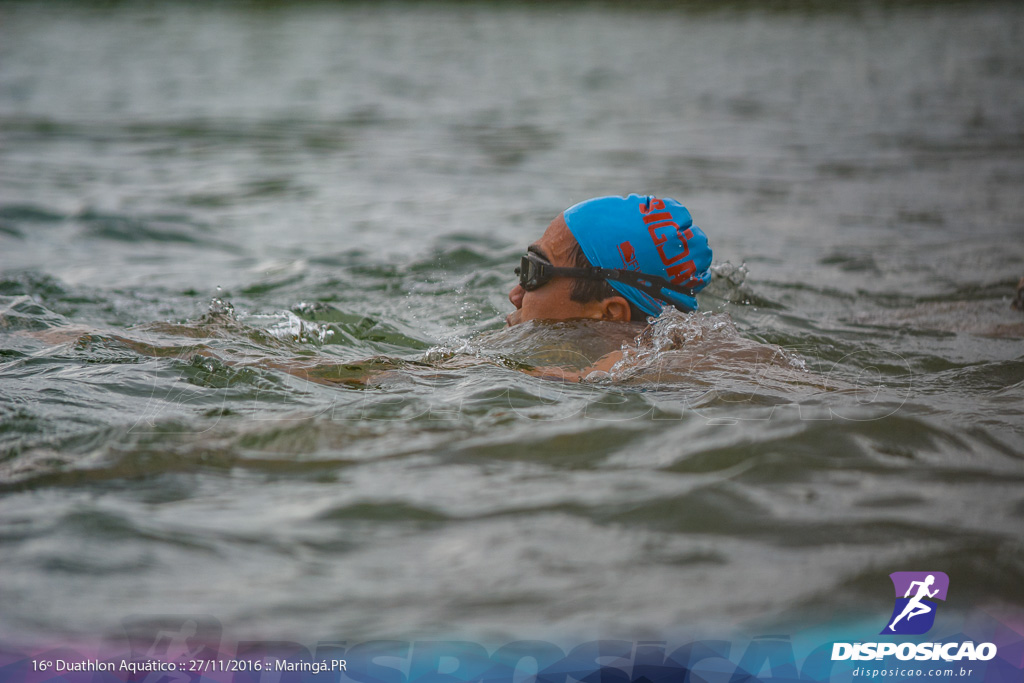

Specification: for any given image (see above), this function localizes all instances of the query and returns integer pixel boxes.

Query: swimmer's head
[563,194,713,317]
[507,195,713,326]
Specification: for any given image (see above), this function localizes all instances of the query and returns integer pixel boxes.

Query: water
[1,0,1023,648]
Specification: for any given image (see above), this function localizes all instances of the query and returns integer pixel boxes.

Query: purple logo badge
[881,572,950,635]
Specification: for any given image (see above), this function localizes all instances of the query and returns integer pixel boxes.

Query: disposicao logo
[831,571,999,663]
[881,571,949,635]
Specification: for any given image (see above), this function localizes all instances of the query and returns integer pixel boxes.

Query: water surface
[1,0,1023,645]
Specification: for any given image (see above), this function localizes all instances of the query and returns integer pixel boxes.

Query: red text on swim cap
[640,198,697,286]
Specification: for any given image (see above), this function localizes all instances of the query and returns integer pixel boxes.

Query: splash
[703,261,782,309]
[712,261,749,288]
[206,295,236,319]
[255,308,336,346]
[606,309,808,386]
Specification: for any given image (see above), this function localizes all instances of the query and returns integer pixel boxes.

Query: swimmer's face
[506,213,629,326]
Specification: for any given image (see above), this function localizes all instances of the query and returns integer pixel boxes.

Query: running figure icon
[888,574,939,631]
[881,571,949,635]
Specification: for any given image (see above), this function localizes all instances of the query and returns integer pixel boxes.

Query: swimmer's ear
[600,296,632,322]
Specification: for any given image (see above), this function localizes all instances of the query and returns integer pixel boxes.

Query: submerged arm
[523,349,623,382]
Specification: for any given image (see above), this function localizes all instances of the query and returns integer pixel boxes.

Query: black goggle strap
[517,262,696,300]
[598,267,698,299]
[515,254,697,301]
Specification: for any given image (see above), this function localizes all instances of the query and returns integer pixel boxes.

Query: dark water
[1,1,1023,646]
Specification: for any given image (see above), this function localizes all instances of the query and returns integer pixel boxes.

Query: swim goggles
[514,251,698,299]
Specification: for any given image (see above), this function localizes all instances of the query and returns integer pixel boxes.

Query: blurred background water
[1,0,1023,645]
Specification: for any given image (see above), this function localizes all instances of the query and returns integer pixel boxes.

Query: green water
[1,0,1022,645]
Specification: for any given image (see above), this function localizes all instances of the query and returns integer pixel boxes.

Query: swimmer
[260,194,715,383]
[15,194,718,385]
[506,194,713,378]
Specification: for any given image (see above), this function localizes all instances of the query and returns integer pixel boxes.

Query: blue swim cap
[563,194,713,316]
